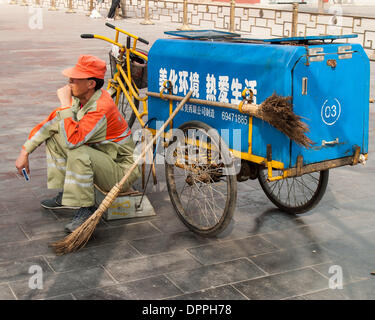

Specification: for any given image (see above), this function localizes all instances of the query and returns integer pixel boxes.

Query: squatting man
[15,55,140,233]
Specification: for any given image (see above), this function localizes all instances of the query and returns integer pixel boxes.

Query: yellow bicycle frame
[89,27,148,128]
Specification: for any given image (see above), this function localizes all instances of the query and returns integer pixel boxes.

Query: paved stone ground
[0,4,375,300]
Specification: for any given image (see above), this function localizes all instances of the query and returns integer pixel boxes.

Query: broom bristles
[50,184,122,255]
[258,93,314,148]
[50,207,104,255]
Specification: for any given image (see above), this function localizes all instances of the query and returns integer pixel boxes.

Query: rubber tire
[258,169,329,214]
[165,121,237,237]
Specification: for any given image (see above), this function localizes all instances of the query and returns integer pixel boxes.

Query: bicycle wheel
[111,91,139,129]
[258,168,329,214]
[165,121,237,237]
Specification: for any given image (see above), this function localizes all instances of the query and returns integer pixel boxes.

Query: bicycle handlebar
[81,34,94,39]
[105,22,149,45]
[79,33,147,61]
[105,22,116,29]
[137,37,149,45]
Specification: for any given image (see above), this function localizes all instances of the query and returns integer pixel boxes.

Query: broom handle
[97,91,193,212]
[147,91,260,116]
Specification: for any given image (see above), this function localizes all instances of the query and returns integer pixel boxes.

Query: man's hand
[57,85,72,107]
[15,149,30,176]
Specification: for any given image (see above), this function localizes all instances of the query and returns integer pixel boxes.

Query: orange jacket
[23,89,132,161]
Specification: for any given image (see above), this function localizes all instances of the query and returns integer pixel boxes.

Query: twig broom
[50,91,193,255]
[147,91,314,148]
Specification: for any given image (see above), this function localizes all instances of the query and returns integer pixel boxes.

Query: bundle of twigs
[50,91,193,255]
[241,93,314,148]
[147,91,314,148]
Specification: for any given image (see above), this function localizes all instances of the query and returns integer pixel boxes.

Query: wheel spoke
[165,124,236,234]
[258,168,327,213]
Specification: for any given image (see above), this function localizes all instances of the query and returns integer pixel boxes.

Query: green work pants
[45,132,140,207]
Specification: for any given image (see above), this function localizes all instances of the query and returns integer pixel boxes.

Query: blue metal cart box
[147,33,369,169]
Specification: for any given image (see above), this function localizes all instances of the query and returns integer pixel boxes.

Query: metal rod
[292,2,299,37]
[286,154,364,178]
[66,0,76,13]
[147,91,259,113]
[136,134,161,209]
[141,0,154,25]
[86,0,93,16]
[229,0,235,33]
[318,0,324,14]
[178,0,191,31]
[49,0,58,11]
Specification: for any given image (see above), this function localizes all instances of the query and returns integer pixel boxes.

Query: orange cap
[62,55,106,79]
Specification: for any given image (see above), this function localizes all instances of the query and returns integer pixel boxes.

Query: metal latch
[302,77,308,95]
[308,47,324,62]
[338,46,354,60]
[327,59,337,68]
[322,138,339,146]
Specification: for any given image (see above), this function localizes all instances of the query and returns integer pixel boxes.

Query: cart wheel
[165,121,237,237]
[258,168,329,214]
[111,91,139,129]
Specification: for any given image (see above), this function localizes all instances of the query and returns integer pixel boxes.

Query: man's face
[68,78,95,98]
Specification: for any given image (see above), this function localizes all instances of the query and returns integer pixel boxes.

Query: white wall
[261,0,374,4]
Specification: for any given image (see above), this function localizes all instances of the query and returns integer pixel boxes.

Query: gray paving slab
[90,221,162,245]
[249,243,333,275]
[233,268,329,300]
[167,285,248,300]
[0,284,16,300]
[46,293,76,300]
[0,236,59,264]
[72,275,182,300]
[45,240,142,272]
[293,288,349,300]
[149,214,189,234]
[187,235,279,265]
[167,258,266,293]
[334,279,375,300]
[9,266,116,300]
[105,251,202,283]
[0,224,29,243]
[129,231,215,255]
[259,222,345,249]
[0,256,53,284]
[19,220,71,240]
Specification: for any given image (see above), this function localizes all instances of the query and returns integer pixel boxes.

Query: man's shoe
[41,192,79,210]
[64,206,96,233]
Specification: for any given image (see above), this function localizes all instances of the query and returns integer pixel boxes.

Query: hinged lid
[165,30,358,45]
[164,30,241,40]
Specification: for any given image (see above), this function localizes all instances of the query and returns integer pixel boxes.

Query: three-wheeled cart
[144,30,369,237]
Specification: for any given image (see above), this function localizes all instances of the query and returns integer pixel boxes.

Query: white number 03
[321,99,341,126]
